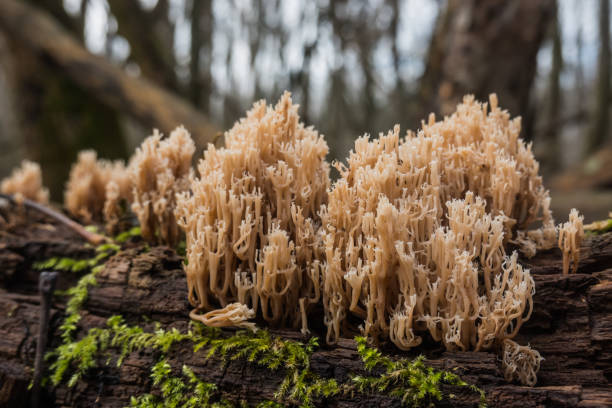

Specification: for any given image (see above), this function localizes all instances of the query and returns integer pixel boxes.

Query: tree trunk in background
[108,0,177,91]
[586,0,611,155]
[189,0,203,109]
[0,32,24,177]
[0,0,220,198]
[541,3,563,173]
[419,0,555,139]
[189,0,212,114]
[7,43,128,200]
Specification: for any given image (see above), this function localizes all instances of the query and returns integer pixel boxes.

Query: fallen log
[0,0,219,147]
[0,209,611,407]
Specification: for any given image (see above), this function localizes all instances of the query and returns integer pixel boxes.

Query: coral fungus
[189,302,256,331]
[130,126,195,246]
[1,160,49,204]
[318,95,572,384]
[173,93,582,387]
[558,208,584,275]
[176,92,329,334]
[501,339,543,387]
[64,150,130,223]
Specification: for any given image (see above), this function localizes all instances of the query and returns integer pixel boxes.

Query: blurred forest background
[0,0,611,221]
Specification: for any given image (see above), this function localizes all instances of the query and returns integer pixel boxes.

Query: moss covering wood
[43,243,485,407]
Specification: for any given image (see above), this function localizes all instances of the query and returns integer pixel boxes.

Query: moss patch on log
[39,230,485,407]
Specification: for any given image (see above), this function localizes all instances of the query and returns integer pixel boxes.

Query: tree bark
[541,2,563,173]
[586,0,611,155]
[107,0,178,91]
[418,0,555,139]
[0,0,219,148]
[0,208,611,407]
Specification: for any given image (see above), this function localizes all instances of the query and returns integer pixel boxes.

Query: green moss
[130,359,285,408]
[198,328,339,407]
[44,235,484,407]
[129,360,233,408]
[352,337,486,408]
[115,226,143,243]
[33,240,119,273]
[48,316,485,407]
[48,313,338,406]
[585,218,612,235]
[40,237,121,385]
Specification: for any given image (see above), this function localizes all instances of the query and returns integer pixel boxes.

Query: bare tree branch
[0,0,219,147]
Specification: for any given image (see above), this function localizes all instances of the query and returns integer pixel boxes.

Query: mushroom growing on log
[0,210,610,407]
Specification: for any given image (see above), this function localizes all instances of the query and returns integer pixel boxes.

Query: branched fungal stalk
[558,208,584,275]
[130,126,195,246]
[176,92,329,333]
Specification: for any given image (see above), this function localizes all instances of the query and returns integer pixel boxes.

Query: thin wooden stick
[0,193,108,245]
[30,271,57,408]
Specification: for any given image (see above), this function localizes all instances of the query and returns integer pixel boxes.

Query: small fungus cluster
[61,127,194,242]
[130,126,195,246]
[64,150,130,223]
[558,208,584,275]
[501,338,543,386]
[1,159,49,204]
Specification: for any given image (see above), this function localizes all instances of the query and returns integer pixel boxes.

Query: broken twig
[30,271,58,408]
[0,193,107,245]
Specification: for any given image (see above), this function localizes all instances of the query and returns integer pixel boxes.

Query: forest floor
[0,205,611,407]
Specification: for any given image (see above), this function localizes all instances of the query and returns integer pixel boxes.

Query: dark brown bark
[107,0,178,91]
[0,0,219,148]
[586,0,611,155]
[541,3,563,173]
[188,0,213,114]
[418,0,555,138]
[0,207,611,407]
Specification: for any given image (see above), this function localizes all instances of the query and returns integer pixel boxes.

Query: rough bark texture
[0,0,219,148]
[0,206,611,407]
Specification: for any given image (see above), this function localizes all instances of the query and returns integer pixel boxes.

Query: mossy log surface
[0,208,611,408]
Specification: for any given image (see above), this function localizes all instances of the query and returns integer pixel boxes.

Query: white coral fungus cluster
[130,126,195,246]
[5,91,587,388]
[558,208,584,275]
[318,95,578,385]
[63,127,195,243]
[64,150,130,223]
[1,160,49,204]
[175,92,329,334]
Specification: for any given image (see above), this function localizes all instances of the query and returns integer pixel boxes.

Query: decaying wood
[0,209,611,407]
[0,0,219,147]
